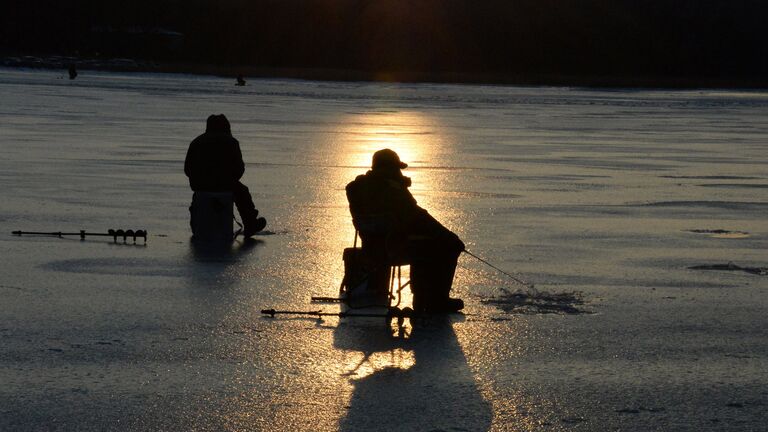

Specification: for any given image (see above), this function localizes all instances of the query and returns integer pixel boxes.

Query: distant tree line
[2,0,766,82]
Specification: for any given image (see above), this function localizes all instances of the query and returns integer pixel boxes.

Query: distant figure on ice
[185,114,266,238]
[235,74,246,86]
[68,64,77,80]
[346,149,465,313]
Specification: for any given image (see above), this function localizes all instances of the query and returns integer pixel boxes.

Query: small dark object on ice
[615,408,640,414]
[638,406,666,413]
[617,406,665,414]
[561,417,587,424]
[688,262,767,276]
[686,229,750,238]
[482,289,589,315]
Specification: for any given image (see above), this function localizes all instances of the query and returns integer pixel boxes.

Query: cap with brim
[372,148,408,170]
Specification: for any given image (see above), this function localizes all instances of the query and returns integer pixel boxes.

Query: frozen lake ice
[1,68,767,430]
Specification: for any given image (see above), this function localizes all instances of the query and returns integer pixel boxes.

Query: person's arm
[232,139,245,181]
[391,183,418,219]
[397,186,465,251]
[184,139,197,178]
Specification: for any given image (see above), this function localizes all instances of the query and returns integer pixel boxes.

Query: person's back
[184,115,244,192]
[346,167,418,232]
[184,114,266,237]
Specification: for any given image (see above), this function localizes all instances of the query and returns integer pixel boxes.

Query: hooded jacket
[184,130,245,192]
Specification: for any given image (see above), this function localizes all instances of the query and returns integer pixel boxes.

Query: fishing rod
[463,249,535,291]
[12,229,147,243]
[310,296,345,303]
[261,306,416,324]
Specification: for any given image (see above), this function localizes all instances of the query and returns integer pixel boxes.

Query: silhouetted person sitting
[68,64,77,80]
[346,149,465,313]
[185,114,266,237]
[236,74,246,86]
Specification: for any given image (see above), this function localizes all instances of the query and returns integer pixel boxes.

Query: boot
[412,294,463,313]
[244,216,266,237]
[430,297,464,313]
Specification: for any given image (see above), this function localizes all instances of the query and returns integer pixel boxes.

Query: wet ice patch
[560,416,587,424]
[615,407,666,414]
[41,258,185,277]
[481,288,590,315]
[636,201,768,211]
[697,183,768,189]
[659,175,762,180]
[688,262,767,276]
[686,229,750,239]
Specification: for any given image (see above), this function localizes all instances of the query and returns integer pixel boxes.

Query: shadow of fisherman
[184,114,266,237]
[336,317,492,431]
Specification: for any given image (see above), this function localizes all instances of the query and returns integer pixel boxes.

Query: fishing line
[463,249,536,292]
[459,251,589,314]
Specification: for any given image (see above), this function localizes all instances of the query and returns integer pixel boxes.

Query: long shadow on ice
[188,237,262,264]
[335,316,492,431]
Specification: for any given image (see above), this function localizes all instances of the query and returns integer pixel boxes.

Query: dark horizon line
[3,55,768,90]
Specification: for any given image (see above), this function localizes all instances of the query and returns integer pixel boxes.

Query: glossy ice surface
[1,69,767,431]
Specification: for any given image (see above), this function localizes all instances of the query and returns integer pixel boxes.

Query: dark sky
[2,0,767,82]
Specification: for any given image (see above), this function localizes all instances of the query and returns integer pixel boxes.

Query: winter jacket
[346,168,419,227]
[184,131,245,192]
[346,167,464,256]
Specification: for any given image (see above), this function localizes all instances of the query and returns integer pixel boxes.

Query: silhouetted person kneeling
[185,114,266,237]
[346,149,465,313]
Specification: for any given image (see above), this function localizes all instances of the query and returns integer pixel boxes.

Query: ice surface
[1,68,767,430]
